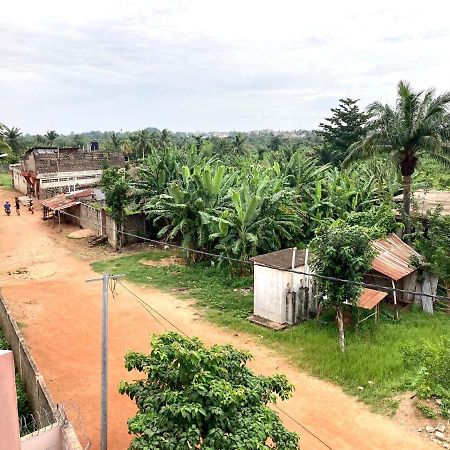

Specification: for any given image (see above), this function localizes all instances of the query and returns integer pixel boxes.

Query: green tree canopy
[347,81,450,235]
[318,98,369,166]
[119,332,299,450]
[311,225,374,352]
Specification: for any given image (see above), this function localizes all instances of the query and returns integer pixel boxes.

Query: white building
[250,248,316,328]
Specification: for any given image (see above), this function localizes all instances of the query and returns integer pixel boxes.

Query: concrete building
[249,248,316,328]
[12,146,125,199]
[249,234,432,329]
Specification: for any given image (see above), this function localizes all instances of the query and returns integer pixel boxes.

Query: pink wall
[0,350,20,450]
[20,425,63,450]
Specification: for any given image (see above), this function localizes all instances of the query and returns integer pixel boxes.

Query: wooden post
[391,279,399,320]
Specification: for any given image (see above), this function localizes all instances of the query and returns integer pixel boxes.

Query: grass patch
[0,172,12,187]
[92,250,450,415]
[414,401,438,419]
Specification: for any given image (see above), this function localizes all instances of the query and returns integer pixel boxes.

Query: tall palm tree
[2,126,22,154]
[110,132,121,152]
[45,130,59,145]
[0,124,12,155]
[132,129,151,159]
[346,81,450,235]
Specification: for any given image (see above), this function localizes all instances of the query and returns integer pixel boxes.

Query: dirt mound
[67,229,96,239]
[140,256,185,267]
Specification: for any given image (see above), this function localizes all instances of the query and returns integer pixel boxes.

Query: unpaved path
[0,188,434,450]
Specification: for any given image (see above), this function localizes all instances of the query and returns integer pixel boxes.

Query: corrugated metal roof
[41,194,80,211]
[371,234,419,281]
[357,288,388,310]
[251,248,308,269]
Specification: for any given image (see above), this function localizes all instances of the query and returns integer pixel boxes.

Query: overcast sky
[1,0,449,134]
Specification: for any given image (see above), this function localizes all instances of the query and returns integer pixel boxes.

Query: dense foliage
[318,98,369,166]
[311,225,374,352]
[401,337,450,418]
[119,332,299,449]
[413,206,450,287]
[347,81,450,234]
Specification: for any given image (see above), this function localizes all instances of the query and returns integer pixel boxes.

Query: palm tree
[231,133,247,156]
[72,134,85,148]
[45,130,59,145]
[110,132,121,152]
[0,124,12,155]
[131,130,151,159]
[1,126,22,156]
[346,81,450,235]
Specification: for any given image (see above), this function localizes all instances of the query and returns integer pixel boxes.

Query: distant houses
[10,144,125,199]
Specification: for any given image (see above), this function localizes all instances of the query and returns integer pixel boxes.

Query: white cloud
[1,0,450,133]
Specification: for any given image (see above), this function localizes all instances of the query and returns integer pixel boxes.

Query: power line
[49,206,450,302]
[113,279,335,450]
[116,280,188,337]
[273,404,334,450]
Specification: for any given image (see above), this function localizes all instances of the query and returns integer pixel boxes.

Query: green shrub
[401,337,450,417]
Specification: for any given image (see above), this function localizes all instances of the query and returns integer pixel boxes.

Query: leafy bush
[413,206,450,286]
[0,330,31,418]
[401,337,450,417]
[119,332,299,449]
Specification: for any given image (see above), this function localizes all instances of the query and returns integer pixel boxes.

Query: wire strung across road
[51,206,450,302]
[116,280,188,337]
[114,279,335,450]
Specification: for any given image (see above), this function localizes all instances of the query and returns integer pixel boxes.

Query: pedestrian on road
[15,197,20,215]
[28,198,34,214]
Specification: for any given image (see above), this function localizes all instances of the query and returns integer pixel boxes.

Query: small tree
[318,98,369,166]
[311,225,374,352]
[101,167,129,249]
[119,332,299,450]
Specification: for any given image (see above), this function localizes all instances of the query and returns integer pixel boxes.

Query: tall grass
[92,250,450,415]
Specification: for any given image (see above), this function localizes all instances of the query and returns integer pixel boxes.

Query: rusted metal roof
[66,188,94,200]
[251,248,308,269]
[357,288,388,310]
[394,190,450,216]
[371,234,419,281]
[41,194,80,211]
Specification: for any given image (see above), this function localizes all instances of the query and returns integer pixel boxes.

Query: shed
[249,235,431,329]
[249,248,316,327]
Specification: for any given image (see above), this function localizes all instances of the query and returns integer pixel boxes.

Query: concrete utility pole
[86,272,124,450]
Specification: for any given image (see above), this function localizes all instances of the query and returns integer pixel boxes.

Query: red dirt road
[0,188,435,450]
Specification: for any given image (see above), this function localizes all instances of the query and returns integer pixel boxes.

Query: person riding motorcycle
[4,201,11,215]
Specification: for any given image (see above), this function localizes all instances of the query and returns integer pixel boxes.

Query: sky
[1,0,450,134]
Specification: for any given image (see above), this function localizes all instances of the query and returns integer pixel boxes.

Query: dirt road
[0,188,434,450]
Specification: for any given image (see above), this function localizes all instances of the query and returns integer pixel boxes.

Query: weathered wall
[123,213,148,245]
[33,150,124,174]
[20,425,63,450]
[253,265,308,324]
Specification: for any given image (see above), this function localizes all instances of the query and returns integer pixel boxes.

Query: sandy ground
[0,187,436,450]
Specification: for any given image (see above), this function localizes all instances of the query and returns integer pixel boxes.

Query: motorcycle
[4,207,11,216]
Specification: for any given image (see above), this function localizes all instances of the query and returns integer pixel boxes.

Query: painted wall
[20,425,62,450]
[253,264,307,324]
[0,350,21,450]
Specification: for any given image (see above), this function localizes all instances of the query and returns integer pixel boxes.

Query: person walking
[15,197,20,215]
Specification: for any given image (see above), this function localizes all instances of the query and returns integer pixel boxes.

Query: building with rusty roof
[249,234,428,328]
[11,145,125,199]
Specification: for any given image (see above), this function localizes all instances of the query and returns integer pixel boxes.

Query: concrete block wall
[123,213,149,245]
[34,152,125,174]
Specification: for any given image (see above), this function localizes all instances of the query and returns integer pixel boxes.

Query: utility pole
[86,272,124,450]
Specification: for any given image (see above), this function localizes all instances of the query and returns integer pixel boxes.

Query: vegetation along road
[0,186,436,449]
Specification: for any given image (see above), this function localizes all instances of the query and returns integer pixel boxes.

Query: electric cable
[48,206,450,302]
